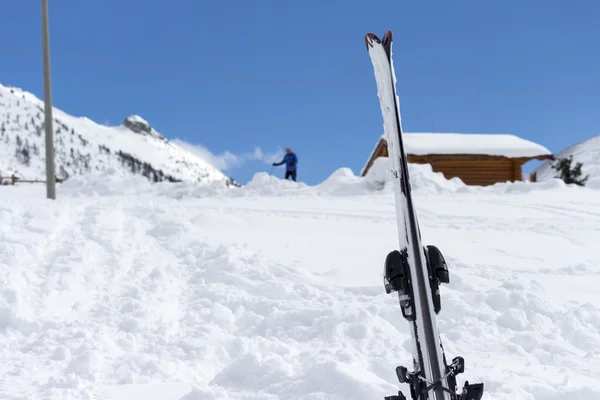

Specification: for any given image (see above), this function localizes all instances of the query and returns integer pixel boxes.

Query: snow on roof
[389,133,551,157]
[361,132,552,176]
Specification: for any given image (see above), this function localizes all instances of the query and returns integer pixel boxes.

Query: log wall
[408,155,519,186]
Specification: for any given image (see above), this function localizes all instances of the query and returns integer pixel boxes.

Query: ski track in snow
[0,171,599,400]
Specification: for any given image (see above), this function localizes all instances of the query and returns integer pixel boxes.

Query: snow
[1,160,600,400]
[362,133,552,176]
[399,133,552,157]
[533,134,600,189]
[0,83,232,185]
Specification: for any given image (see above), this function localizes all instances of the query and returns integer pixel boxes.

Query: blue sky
[0,0,598,185]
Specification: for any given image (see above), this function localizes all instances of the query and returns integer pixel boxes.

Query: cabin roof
[361,132,552,175]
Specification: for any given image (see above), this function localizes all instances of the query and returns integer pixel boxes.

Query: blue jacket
[274,152,298,171]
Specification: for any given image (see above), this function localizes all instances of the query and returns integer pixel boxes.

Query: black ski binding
[383,248,415,321]
[424,245,450,314]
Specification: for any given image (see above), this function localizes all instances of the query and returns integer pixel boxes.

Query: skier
[272,148,298,181]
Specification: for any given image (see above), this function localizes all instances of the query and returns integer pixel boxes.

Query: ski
[364,30,484,400]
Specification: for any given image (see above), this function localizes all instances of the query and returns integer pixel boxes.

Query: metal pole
[41,0,56,199]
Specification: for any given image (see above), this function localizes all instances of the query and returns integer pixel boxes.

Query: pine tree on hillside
[15,142,30,166]
[552,155,589,186]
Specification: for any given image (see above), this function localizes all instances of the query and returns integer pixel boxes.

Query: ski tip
[365,30,393,50]
[383,29,393,45]
[364,33,381,50]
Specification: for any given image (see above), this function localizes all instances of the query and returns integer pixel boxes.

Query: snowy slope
[533,134,600,188]
[0,83,234,185]
[1,162,599,400]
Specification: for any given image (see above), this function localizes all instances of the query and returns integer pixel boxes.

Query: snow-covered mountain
[533,134,600,188]
[0,83,235,186]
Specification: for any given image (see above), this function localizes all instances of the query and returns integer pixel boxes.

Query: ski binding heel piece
[425,245,449,284]
[424,245,450,314]
[384,249,415,321]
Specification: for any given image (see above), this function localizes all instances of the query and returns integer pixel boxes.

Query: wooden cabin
[361,133,553,186]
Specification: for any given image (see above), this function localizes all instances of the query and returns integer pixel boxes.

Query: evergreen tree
[552,155,589,186]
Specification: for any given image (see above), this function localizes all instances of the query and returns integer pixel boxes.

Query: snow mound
[363,157,465,194]
[60,168,152,197]
[365,157,465,194]
[243,172,311,196]
[313,167,375,196]
[533,135,600,189]
[407,163,466,193]
[287,159,467,197]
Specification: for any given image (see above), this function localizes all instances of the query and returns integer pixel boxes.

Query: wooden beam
[361,139,388,176]
[512,160,522,181]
